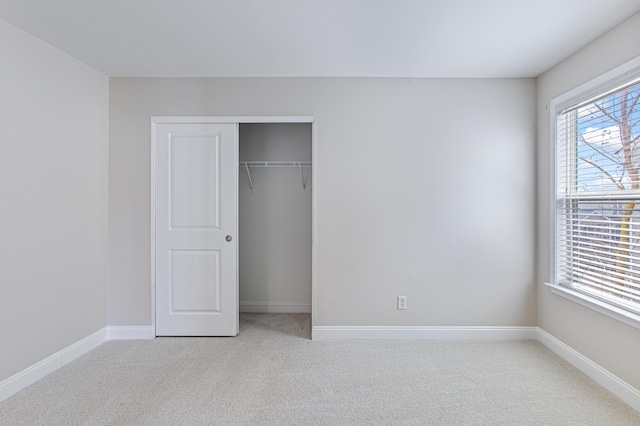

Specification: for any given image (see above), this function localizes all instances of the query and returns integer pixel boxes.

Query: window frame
[549,56,640,330]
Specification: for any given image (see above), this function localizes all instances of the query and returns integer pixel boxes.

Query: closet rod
[239,161,312,168]
[239,161,312,191]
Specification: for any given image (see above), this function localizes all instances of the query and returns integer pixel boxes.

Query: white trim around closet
[150,116,317,336]
[151,116,314,124]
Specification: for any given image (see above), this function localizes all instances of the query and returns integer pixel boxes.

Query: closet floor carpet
[1,313,639,425]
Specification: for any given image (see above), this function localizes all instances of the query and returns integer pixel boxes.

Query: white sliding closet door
[154,122,238,336]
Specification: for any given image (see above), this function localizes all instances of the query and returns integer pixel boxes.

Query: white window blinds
[556,81,640,314]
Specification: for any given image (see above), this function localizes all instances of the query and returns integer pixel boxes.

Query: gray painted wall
[239,123,312,313]
[536,12,640,390]
[108,77,537,327]
[0,19,108,381]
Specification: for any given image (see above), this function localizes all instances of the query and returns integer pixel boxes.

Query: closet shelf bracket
[244,162,255,192]
[299,162,308,190]
[239,161,312,191]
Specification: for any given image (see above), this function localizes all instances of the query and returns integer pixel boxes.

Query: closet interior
[238,123,312,314]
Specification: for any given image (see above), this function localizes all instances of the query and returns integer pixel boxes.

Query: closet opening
[238,123,313,337]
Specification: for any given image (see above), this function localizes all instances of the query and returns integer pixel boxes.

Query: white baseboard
[106,326,155,340]
[0,325,155,403]
[314,325,640,411]
[312,326,538,341]
[3,323,639,414]
[536,327,640,412]
[0,328,107,403]
[240,301,311,313]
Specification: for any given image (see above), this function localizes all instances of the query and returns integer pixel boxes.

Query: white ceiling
[0,0,639,78]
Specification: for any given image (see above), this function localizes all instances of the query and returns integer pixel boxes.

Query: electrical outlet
[397,296,407,310]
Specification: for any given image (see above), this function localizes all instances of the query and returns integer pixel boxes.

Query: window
[555,74,640,318]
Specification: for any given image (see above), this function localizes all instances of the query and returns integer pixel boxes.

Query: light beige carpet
[1,313,639,425]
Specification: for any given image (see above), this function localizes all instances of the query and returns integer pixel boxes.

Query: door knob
[225,235,233,242]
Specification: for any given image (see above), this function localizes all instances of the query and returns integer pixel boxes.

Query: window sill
[543,283,640,331]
